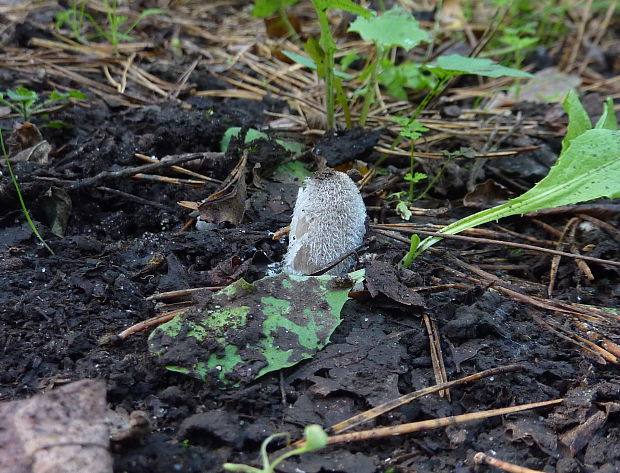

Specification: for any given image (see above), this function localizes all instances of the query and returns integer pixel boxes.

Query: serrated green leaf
[148,270,365,385]
[595,97,618,131]
[348,7,429,50]
[429,54,533,79]
[406,129,620,262]
[314,0,372,18]
[562,89,592,152]
[392,117,428,140]
[404,172,427,183]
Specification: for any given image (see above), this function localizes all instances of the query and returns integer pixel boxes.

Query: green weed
[401,91,620,266]
[55,0,166,54]
[0,130,55,255]
[223,424,328,473]
[0,88,86,122]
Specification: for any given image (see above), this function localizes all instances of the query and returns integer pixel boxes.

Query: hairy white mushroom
[284,168,367,275]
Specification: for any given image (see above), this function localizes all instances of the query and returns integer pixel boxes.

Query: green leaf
[428,54,533,79]
[273,159,313,182]
[282,50,353,79]
[561,89,592,152]
[595,97,618,131]
[405,129,620,264]
[69,90,86,99]
[348,7,430,50]
[404,172,427,183]
[7,88,38,103]
[395,200,412,221]
[340,51,361,70]
[252,0,300,18]
[220,127,303,154]
[304,37,327,77]
[302,425,329,451]
[148,270,365,385]
[314,0,372,18]
[379,61,432,100]
[392,117,428,140]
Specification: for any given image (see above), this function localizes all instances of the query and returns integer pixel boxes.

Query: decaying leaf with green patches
[148,270,364,386]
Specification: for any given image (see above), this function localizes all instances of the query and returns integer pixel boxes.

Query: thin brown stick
[324,364,524,437]
[322,399,562,446]
[146,286,225,301]
[134,153,222,184]
[548,218,580,296]
[474,452,546,473]
[566,0,594,72]
[424,314,450,400]
[116,307,189,341]
[96,186,177,212]
[131,173,206,186]
[69,152,223,190]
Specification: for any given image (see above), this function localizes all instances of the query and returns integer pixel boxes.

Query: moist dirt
[1,96,619,473]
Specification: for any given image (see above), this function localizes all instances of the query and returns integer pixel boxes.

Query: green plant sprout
[401,90,620,267]
[374,54,532,169]
[307,0,371,129]
[0,88,86,122]
[55,0,88,43]
[56,0,166,54]
[348,6,431,126]
[223,424,328,473]
[391,116,428,201]
[252,0,301,42]
[0,130,55,255]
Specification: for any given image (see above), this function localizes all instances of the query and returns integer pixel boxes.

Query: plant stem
[312,1,336,129]
[277,4,300,43]
[0,130,55,255]
[359,46,385,127]
[375,75,451,167]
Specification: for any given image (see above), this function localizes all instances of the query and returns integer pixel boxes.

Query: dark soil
[1,4,620,473]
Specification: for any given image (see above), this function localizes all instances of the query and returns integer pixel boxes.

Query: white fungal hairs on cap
[284,168,367,275]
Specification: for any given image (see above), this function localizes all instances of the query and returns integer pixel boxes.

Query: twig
[309,243,367,276]
[96,186,177,212]
[134,153,222,183]
[146,286,225,301]
[68,152,223,190]
[115,307,189,341]
[322,399,562,445]
[474,452,546,473]
[322,364,525,437]
[423,314,450,400]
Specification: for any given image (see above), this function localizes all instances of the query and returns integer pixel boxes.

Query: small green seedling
[57,0,166,54]
[223,424,328,473]
[307,0,371,129]
[401,91,620,267]
[348,6,431,126]
[0,130,55,255]
[55,0,88,43]
[391,116,428,201]
[96,0,166,54]
[0,88,86,122]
